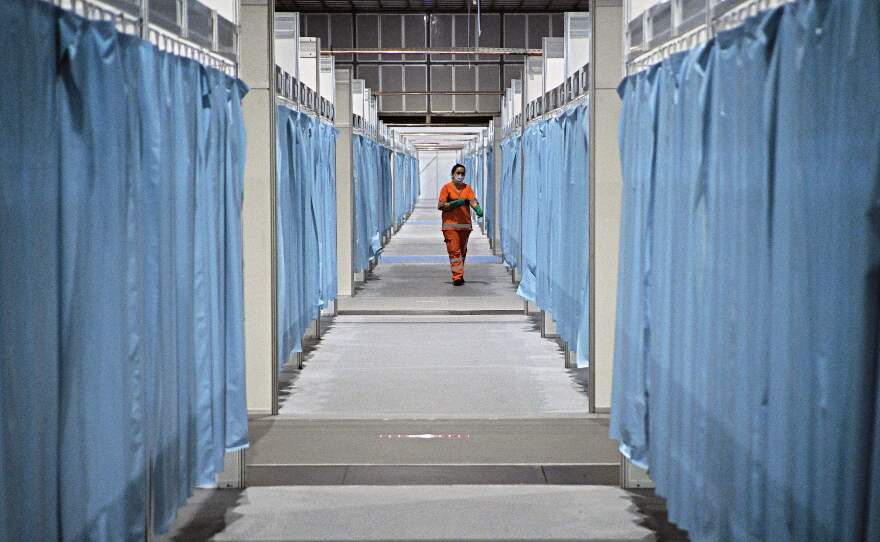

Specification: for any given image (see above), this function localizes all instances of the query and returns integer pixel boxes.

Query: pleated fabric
[611,1,880,539]
[500,132,523,269]
[275,105,338,369]
[392,151,419,226]
[499,102,591,367]
[0,0,249,539]
[461,150,492,234]
[351,134,417,272]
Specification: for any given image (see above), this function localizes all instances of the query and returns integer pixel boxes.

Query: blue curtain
[394,152,406,224]
[408,155,420,212]
[0,0,248,539]
[611,1,880,540]
[320,122,339,305]
[352,135,404,272]
[276,105,338,369]
[518,121,544,302]
[511,102,591,366]
[485,146,495,239]
[500,133,522,268]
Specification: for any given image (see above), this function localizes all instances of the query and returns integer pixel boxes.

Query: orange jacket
[438,181,476,230]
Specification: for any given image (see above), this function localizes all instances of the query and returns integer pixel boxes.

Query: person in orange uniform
[438,163,483,285]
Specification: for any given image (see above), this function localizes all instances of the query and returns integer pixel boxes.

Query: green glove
[474,204,484,218]
[446,198,468,209]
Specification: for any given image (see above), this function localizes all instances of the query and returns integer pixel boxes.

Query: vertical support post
[142,6,154,534]
[589,0,624,415]
[518,66,527,287]
[240,0,276,415]
[217,449,246,488]
[139,0,150,39]
[145,455,154,542]
[492,115,503,254]
[541,310,559,338]
[211,9,219,52]
[335,68,356,298]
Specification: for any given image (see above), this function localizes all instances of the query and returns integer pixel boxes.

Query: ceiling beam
[321,46,541,55]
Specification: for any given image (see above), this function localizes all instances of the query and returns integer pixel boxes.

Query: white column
[240,0,275,415]
[335,69,356,298]
[590,0,624,414]
[492,115,503,253]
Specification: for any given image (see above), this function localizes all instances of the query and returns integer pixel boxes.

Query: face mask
[454,174,464,182]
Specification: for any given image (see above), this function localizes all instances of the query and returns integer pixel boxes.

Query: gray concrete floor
[337,201,522,313]
[162,486,679,541]
[279,201,587,418]
[160,200,690,541]
[278,314,587,418]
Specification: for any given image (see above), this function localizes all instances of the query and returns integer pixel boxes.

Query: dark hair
[451,163,466,175]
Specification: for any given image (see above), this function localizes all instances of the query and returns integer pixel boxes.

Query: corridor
[160,203,667,541]
[5,0,879,540]
[278,199,586,418]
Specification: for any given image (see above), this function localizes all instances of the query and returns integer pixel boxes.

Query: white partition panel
[299,37,320,93]
[628,0,663,22]
[525,55,543,105]
[275,13,300,80]
[565,12,591,78]
[320,56,336,104]
[511,79,523,117]
[543,37,566,93]
[352,79,365,117]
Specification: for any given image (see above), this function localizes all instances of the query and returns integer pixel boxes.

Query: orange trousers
[442,229,471,281]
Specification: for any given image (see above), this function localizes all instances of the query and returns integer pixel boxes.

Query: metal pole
[374,91,504,96]
[518,58,527,290]
[269,0,279,416]
[588,3,597,414]
[321,47,543,56]
[139,0,149,39]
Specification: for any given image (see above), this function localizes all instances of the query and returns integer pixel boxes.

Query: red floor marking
[378,433,472,440]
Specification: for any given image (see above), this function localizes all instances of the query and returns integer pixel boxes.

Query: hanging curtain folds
[275,104,339,370]
[409,155,420,214]
[517,121,544,303]
[393,152,421,225]
[611,1,880,540]
[0,0,248,539]
[461,150,493,235]
[394,152,407,224]
[499,102,591,367]
[485,146,495,239]
[352,134,417,272]
[499,133,523,269]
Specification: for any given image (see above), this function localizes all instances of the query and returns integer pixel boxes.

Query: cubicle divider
[0,0,247,539]
[461,125,494,238]
[275,104,338,371]
[499,132,523,270]
[499,99,591,368]
[517,100,591,367]
[495,10,591,369]
[393,152,420,226]
[408,154,420,217]
[611,0,880,539]
[351,132,418,273]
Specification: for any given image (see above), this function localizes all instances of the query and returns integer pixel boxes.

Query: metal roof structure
[276,0,589,13]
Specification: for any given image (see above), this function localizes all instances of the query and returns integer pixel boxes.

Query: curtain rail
[374,91,504,96]
[49,0,238,77]
[321,47,542,56]
[626,0,795,74]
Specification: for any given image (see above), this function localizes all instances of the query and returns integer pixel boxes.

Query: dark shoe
[453,279,464,286]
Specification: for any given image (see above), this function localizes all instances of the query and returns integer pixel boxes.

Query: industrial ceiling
[276,0,589,13]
